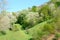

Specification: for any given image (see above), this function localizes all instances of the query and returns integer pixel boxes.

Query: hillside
[0,0,60,40]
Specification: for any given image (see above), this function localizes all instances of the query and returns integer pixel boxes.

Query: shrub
[55,2,60,7]
[0,31,6,36]
[55,33,60,38]
[43,23,55,34]
[11,24,22,31]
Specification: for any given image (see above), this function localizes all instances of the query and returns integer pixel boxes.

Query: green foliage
[12,12,17,17]
[16,13,27,29]
[16,12,40,30]
[16,13,26,25]
[51,0,60,8]
[38,5,51,21]
[55,33,60,38]
[43,23,55,34]
[12,24,22,31]
[0,31,6,36]
[28,19,56,40]
[51,0,57,3]
[51,0,60,3]
[28,20,49,40]
[53,33,60,40]
[31,6,37,12]
[55,2,60,7]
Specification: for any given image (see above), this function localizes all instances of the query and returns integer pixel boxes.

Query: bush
[11,24,22,31]
[43,23,55,34]
[16,13,26,25]
[38,5,52,21]
[55,33,60,38]
[55,2,60,7]
[0,31,6,36]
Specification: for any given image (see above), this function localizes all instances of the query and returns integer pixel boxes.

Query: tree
[38,5,51,21]
[31,6,37,12]
[0,15,11,30]
[0,0,10,34]
[16,11,40,30]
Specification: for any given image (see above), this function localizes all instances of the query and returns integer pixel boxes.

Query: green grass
[0,24,31,40]
[28,19,52,33]
[0,30,31,40]
[27,20,54,40]
[28,21,47,35]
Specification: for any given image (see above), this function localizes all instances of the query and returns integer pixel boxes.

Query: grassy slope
[0,30,31,40]
[28,19,53,36]
[28,21,47,36]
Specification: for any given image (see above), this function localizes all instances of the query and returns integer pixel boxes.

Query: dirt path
[47,34,55,40]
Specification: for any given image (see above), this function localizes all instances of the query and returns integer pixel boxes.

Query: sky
[6,0,49,12]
